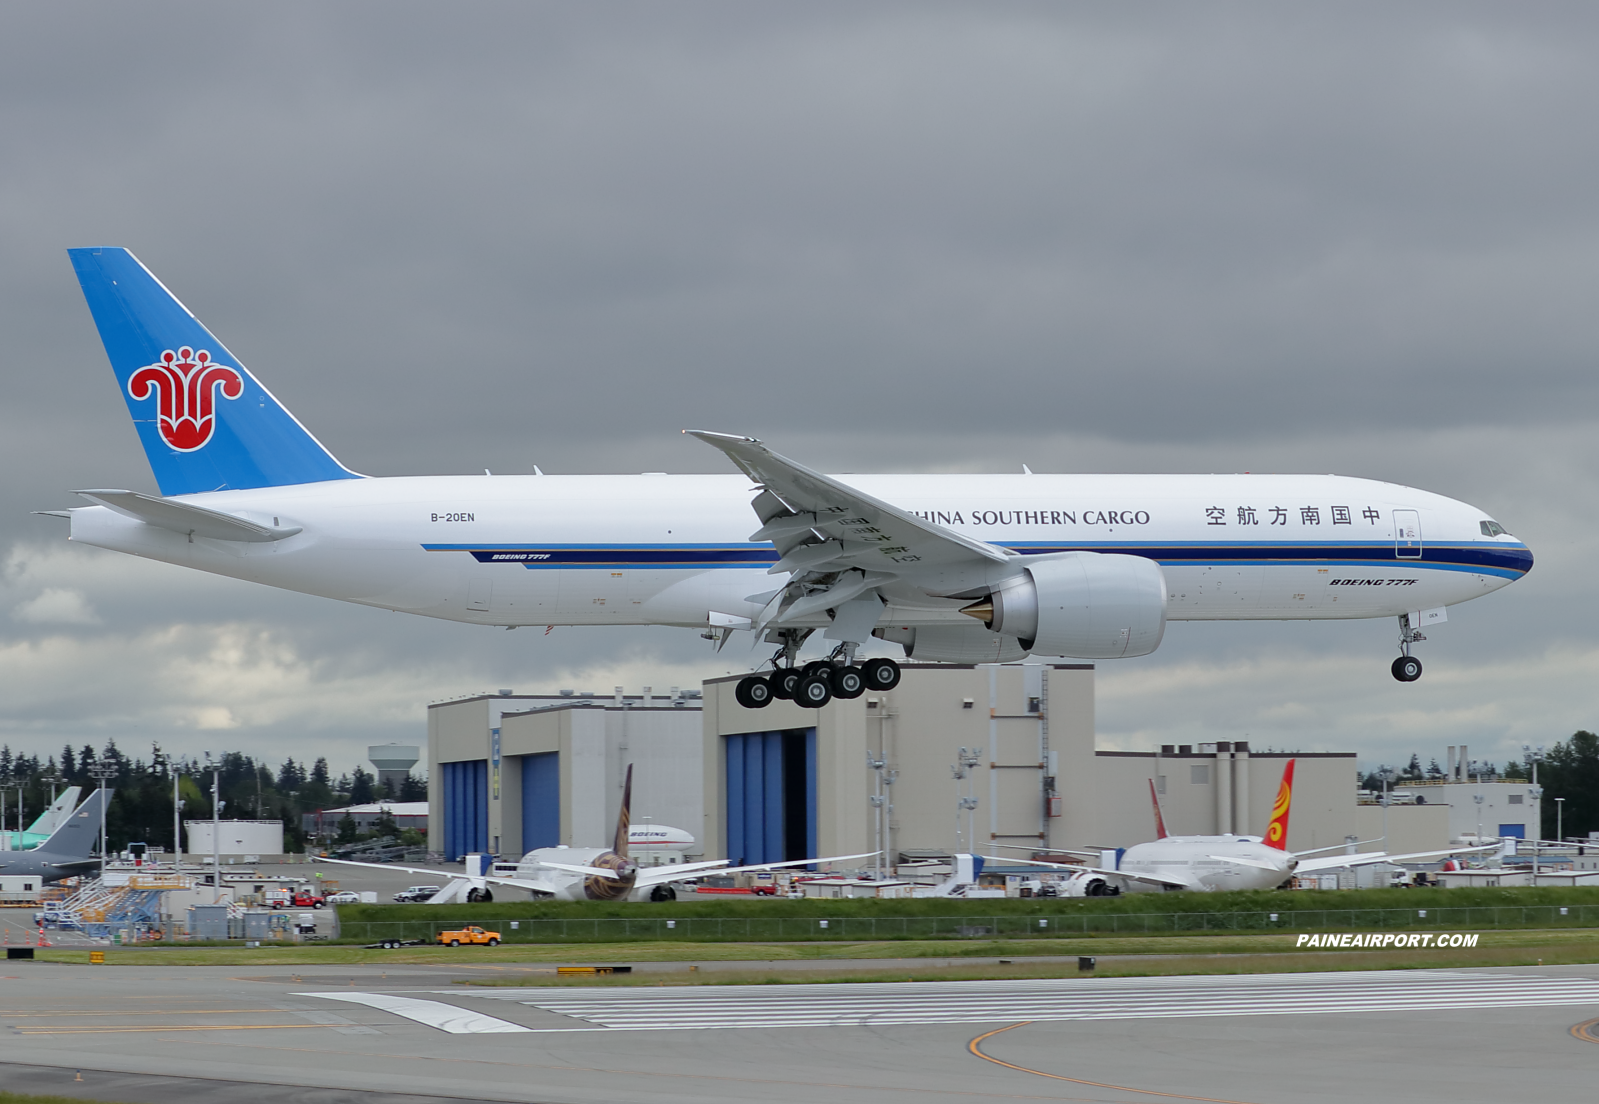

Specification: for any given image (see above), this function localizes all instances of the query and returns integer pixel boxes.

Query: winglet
[1148,779,1169,839]
[1264,759,1295,850]
[612,763,633,858]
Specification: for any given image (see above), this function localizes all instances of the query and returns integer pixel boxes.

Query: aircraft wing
[634,850,881,889]
[688,432,1013,614]
[319,857,461,881]
[1295,844,1498,875]
[535,860,623,879]
[1207,854,1283,872]
[983,854,1195,890]
[320,856,567,898]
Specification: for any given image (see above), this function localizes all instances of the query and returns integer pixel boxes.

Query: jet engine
[1060,870,1121,897]
[960,551,1167,659]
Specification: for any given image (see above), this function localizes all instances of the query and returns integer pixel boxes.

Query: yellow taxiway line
[968,1021,1265,1104]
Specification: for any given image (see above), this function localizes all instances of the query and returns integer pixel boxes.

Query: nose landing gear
[1392,613,1424,682]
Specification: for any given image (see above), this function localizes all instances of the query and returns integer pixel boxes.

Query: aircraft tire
[736,675,774,709]
[650,884,677,902]
[802,660,832,679]
[830,666,866,699]
[1391,655,1423,682]
[797,674,833,707]
[862,657,901,691]
[769,669,801,700]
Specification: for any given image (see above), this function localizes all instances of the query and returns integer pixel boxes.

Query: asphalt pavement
[0,960,1596,1103]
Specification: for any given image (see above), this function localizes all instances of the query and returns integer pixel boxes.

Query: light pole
[205,753,223,902]
[950,747,983,855]
[867,750,886,879]
[1473,793,1485,846]
[1378,767,1395,848]
[1556,797,1565,844]
[87,762,116,880]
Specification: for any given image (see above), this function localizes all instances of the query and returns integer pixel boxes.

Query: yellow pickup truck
[436,925,501,947]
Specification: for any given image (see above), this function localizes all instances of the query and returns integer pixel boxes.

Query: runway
[1,961,1597,1103]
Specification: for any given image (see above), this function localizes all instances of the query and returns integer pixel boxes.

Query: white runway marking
[300,992,531,1033]
[454,970,1599,1032]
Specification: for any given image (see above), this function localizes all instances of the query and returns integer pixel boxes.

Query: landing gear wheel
[797,674,833,707]
[650,884,677,902]
[802,660,832,679]
[466,887,493,903]
[736,675,774,709]
[830,665,866,699]
[861,657,901,691]
[1392,655,1423,682]
[769,668,801,700]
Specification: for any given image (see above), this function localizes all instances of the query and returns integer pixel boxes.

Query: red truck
[266,888,325,909]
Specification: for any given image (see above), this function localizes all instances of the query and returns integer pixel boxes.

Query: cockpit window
[1480,520,1508,537]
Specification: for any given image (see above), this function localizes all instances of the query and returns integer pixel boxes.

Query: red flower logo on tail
[128,348,244,452]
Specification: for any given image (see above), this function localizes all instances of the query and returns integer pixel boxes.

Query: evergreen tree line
[1360,731,1599,841]
[0,741,425,853]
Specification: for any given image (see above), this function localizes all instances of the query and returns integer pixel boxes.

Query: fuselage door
[1393,509,1422,559]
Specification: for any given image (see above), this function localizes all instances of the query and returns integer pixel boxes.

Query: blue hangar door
[724,729,817,867]
[521,752,560,852]
[441,760,488,861]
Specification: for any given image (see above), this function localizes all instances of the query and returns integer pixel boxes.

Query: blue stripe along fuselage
[421,541,1533,579]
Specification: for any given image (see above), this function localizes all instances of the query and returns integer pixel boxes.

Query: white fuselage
[1118,835,1297,893]
[64,471,1530,638]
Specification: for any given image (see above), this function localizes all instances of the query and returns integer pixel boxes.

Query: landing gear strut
[1392,613,1424,682]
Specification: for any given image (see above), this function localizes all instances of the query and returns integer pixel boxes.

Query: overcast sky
[1,3,1595,779]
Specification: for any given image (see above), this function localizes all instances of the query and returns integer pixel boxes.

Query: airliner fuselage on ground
[54,249,1532,702]
[1007,763,1495,895]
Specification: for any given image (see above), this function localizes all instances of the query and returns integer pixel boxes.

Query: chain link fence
[335,903,1599,944]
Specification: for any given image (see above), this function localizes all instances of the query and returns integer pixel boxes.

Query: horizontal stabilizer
[75,489,301,542]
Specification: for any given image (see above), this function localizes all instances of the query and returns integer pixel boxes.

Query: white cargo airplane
[50,249,1532,706]
[1000,761,1494,895]
[325,766,873,903]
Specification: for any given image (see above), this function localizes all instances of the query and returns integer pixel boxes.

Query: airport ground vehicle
[394,885,441,903]
[266,888,325,909]
[437,926,501,947]
[323,891,360,904]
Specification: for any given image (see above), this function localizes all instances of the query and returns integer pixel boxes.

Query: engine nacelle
[1060,870,1121,897]
[970,551,1167,659]
[874,624,1029,663]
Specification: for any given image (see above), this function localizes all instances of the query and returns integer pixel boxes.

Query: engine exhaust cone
[959,599,994,626]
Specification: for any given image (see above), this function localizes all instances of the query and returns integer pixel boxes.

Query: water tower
[369,744,420,794]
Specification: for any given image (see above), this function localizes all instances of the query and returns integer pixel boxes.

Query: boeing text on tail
[52,249,1533,702]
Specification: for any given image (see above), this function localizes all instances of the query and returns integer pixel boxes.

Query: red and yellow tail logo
[1264,759,1295,850]
[1148,779,1169,839]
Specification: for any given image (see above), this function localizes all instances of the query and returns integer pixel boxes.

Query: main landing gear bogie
[734,658,900,710]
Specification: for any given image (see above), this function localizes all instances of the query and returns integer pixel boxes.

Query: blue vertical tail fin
[68,248,361,497]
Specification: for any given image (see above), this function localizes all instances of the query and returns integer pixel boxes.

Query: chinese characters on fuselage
[1206,507,1383,527]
